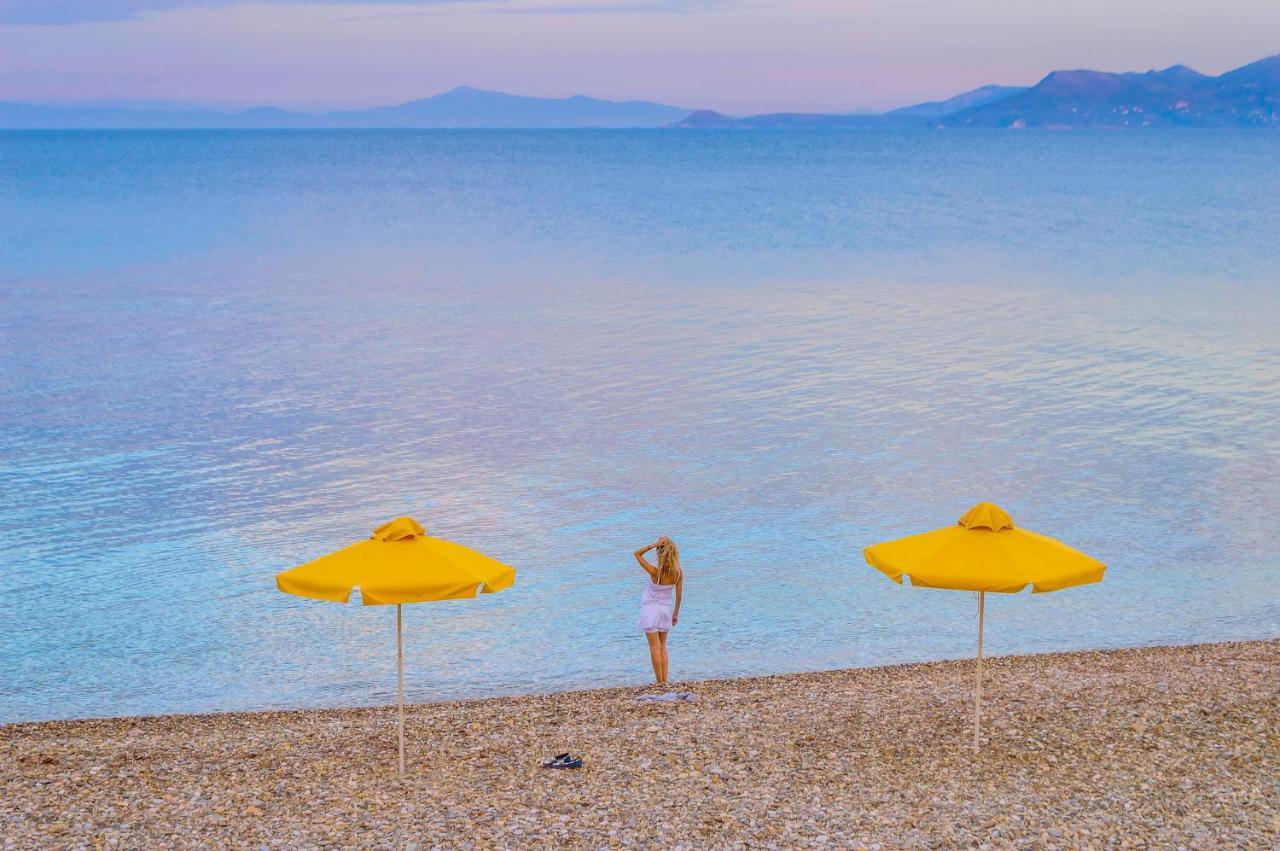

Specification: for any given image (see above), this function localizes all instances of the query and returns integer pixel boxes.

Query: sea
[1,129,1277,723]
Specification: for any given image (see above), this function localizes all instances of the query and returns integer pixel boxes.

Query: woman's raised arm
[634,542,658,579]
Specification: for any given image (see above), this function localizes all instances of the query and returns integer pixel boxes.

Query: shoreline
[4,639,1276,847]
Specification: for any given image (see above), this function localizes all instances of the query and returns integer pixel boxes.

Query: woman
[634,536,683,685]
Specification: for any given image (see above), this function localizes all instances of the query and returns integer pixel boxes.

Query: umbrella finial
[958,502,1014,531]
[373,517,426,541]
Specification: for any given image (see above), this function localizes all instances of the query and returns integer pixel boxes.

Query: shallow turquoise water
[1,130,1278,723]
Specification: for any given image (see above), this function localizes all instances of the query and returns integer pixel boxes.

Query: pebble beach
[3,640,1276,849]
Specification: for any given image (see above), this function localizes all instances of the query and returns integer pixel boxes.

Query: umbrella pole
[397,603,405,777]
[974,591,985,754]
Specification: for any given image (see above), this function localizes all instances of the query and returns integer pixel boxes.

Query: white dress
[637,580,676,634]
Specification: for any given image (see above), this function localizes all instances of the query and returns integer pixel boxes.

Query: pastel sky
[1,1,1277,113]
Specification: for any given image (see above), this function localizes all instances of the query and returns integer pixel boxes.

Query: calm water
[1,130,1278,724]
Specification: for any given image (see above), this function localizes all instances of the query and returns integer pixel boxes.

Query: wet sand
[3,640,1276,849]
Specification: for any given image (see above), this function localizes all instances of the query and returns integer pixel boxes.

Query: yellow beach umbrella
[864,502,1104,752]
[276,516,515,775]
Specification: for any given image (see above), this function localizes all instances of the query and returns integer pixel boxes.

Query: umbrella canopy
[864,502,1105,593]
[863,502,1105,752]
[277,516,515,604]
[276,516,515,775]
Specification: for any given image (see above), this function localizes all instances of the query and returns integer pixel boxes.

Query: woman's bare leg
[657,631,669,684]
[646,632,664,684]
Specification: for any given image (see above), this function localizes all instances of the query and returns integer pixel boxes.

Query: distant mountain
[665,54,1280,129]
[665,91,1025,129]
[327,86,689,128]
[665,110,740,128]
[944,55,1280,127]
[5,53,1278,130]
[0,86,691,129]
[890,85,1026,118]
[0,102,264,129]
[665,85,1027,128]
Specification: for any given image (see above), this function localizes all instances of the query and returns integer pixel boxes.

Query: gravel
[3,640,1276,849]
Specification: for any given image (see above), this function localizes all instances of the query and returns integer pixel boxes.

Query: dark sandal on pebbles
[542,754,582,769]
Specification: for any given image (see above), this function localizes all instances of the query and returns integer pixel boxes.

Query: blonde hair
[656,539,681,584]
